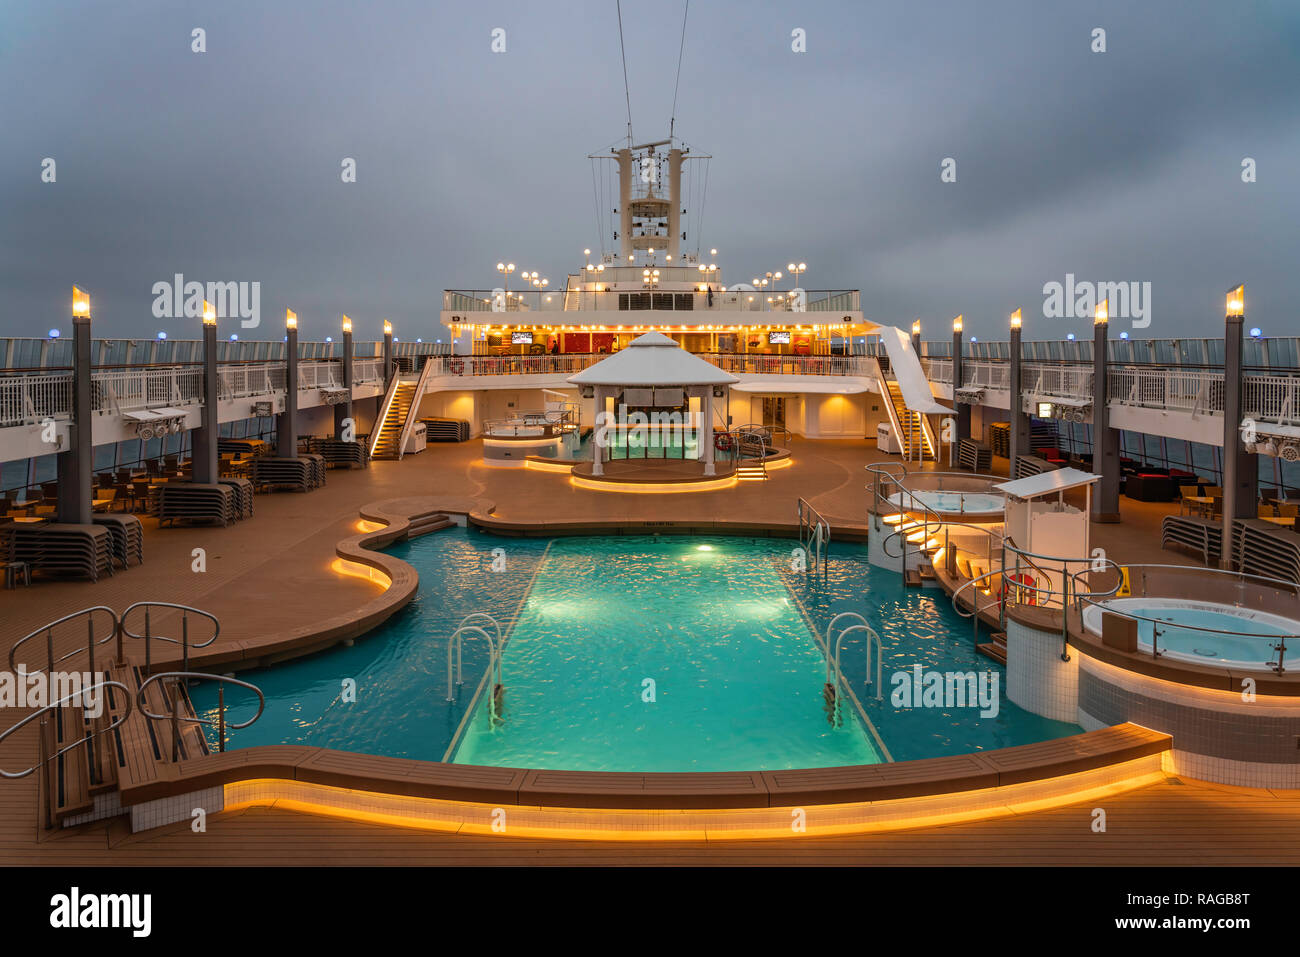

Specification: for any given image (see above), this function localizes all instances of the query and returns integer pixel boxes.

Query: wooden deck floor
[2,438,1288,864]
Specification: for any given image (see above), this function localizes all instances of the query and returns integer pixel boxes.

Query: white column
[702,386,715,476]
[592,386,606,476]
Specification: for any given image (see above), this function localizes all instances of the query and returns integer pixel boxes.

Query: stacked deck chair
[252,456,311,493]
[422,417,471,442]
[92,513,144,568]
[156,482,236,527]
[302,453,328,489]
[309,438,369,469]
[1,523,114,581]
[218,476,255,519]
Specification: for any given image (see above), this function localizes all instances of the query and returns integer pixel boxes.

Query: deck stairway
[872,358,937,463]
[735,461,767,481]
[370,377,418,460]
[406,509,455,539]
[45,663,211,826]
[894,516,944,587]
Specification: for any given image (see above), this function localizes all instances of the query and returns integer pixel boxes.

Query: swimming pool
[888,490,1005,516]
[192,529,1077,771]
[1082,598,1300,670]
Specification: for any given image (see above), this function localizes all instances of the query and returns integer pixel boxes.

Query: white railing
[1243,373,1300,426]
[1023,362,1093,400]
[218,361,286,399]
[93,366,204,413]
[1108,367,1222,415]
[352,358,383,384]
[297,359,342,391]
[924,358,953,383]
[960,359,1010,390]
[0,372,74,426]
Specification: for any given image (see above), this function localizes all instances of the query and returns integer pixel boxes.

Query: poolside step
[976,641,1007,665]
[735,465,767,481]
[52,704,93,823]
[407,512,454,539]
[904,567,922,588]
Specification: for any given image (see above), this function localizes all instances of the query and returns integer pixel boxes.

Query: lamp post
[382,319,394,389]
[337,316,354,441]
[57,286,94,524]
[1092,299,1120,522]
[1222,284,1253,569]
[911,319,922,355]
[952,315,969,447]
[277,309,299,458]
[1008,308,1029,476]
[193,300,220,483]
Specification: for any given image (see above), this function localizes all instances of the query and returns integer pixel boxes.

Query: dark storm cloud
[1,0,1297,343]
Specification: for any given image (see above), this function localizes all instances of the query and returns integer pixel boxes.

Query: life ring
[714,434,733,452]
[449,359,465,375]
[1001,572,1036,606]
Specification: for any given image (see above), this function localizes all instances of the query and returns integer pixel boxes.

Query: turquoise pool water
[191,529,1078,771]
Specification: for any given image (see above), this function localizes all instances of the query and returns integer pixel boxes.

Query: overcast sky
[2,0,1297,343]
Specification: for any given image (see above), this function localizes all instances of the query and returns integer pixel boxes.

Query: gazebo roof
[567,332,740,386]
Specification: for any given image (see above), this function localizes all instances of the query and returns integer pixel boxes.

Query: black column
[382,326,394,389]
[1091,315,1121,521]
[56,313,93,524]
[335,327,354,439]
[1008,319,1030,477]
[276,322,299,457]
[1222,303,1256,568]
[192,318,219,483]
[952,319,969,443]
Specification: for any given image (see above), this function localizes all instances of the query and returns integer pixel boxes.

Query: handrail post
[218,682,226,753]
[144,607,152,675]
[38,715,51,830]
[170,678,180,762]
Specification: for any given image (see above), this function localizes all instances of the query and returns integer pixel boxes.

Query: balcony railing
[0,372,74,427]
[441,288,861,315]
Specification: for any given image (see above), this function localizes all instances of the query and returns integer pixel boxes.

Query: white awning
[122,407,189,422]
[877,326,953,415]
[995,467,1101,500]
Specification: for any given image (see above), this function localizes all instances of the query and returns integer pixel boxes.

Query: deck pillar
[951,320,969,444]
[701,386,715,476]
[276,320,299,458]
[56,312,93,525]
[1221,309,1255,568]
[383,327,394,389]
[335,328,354,439]
[1091,314,1121,522]
[192,316,220,483]
[592,385,607,477]
[1008,320,1030,477]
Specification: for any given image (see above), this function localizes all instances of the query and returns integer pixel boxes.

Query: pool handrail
[0,679,133,828]
[9,605,119,678]
[120,601,221,674]
[446,622,503,723]
[136,671,265,758]
[796,498,831,574]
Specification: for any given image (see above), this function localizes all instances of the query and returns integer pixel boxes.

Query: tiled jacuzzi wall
[1077,655,1300,789]
[1007,616,1300,788]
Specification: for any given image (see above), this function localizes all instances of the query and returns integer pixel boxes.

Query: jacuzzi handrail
[136,671,265,758]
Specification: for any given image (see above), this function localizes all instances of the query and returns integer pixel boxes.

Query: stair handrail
[396,359,436,461]
[9,606,118,678]
[0,680,133,780]
[120,601,220,675]
[136,671,265,757]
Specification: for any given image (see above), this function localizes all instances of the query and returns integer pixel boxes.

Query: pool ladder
[822,612,884,728]
[446,613,506,726]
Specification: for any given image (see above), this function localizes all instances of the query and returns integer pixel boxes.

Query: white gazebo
[568,331,739,477]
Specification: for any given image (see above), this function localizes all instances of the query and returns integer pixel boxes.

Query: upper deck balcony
[442,287,861,319]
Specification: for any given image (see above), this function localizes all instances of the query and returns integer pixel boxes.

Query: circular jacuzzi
[1081,597,1300,671]
[888,489,1005,517]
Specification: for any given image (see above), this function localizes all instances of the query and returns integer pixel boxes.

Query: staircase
[894,517,944,587]
[371,378,417,459]
[884,380,935,461]
[736,462,767,481]
[977,632,1008,665]
[406,510,455,539]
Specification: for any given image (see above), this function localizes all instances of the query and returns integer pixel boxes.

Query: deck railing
[442,288,861,314]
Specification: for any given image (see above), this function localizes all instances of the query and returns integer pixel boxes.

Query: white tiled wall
[129,785,223,832]
[1006,618,1078,722]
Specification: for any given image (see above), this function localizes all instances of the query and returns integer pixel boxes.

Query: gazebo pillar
[701,386,716,476]
[592,385,606,477]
